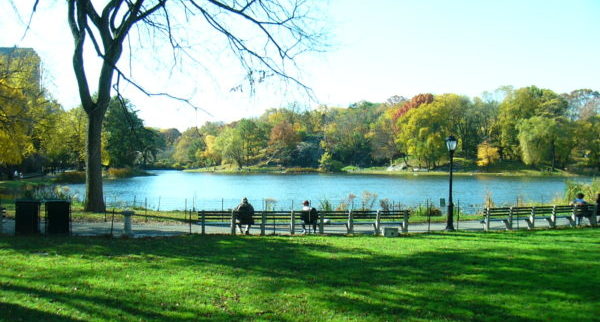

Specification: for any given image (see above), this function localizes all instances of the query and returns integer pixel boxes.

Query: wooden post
[188,209,192,234]
[230,210,236,235]
[201,211,206,235]
[402,210,409,233]
[290,210,296,235]
[261,211,266,236]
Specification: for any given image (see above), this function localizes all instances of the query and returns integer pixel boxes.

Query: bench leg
[481,218,490,232]
[567,215,576,227]
[526,216,534,230]
[546,216,556,229]
[502,219,512,230]
[372,223,380,235]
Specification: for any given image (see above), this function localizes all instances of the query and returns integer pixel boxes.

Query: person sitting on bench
[301,200,319,234]
[571,193,588,225]
[234,197,255,235]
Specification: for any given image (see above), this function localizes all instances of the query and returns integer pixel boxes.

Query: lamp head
[446,136,457,152]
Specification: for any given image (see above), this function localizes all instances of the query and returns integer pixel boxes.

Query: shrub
[412,204,443,217]
[319,199,333,212]
[54,171,86,183]
[319,153,344,172]
[108,168,133,178]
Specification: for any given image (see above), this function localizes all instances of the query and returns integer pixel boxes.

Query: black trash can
[46,200,71,235]
[15,200,41,235]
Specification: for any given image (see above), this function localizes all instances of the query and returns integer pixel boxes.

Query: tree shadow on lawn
[0,302,80,322]
[1,230,599,321]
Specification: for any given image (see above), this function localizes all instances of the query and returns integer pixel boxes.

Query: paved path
[0,216,588,237]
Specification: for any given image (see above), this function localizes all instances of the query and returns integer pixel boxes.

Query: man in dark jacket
[234,197,255,235]
[301,200,319,234]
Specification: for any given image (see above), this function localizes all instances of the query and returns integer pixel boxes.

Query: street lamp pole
[445,136,457,231]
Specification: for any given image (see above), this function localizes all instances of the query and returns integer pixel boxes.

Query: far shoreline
[182,166,592,178]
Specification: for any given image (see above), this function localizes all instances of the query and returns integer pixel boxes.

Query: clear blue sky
[1,0,599,130]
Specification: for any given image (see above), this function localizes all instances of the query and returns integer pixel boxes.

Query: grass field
[1,228,599,321]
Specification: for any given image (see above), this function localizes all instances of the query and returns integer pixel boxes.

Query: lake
[64,170,594,213]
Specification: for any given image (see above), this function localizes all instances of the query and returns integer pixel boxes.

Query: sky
[1,0,599,131]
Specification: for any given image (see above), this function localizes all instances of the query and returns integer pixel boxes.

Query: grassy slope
[1,229,599,321]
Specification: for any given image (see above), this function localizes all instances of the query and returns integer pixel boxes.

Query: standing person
[234,197,255,235]
[301,200,318,234]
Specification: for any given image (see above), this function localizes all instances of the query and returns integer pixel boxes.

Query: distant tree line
[160,86,599,172]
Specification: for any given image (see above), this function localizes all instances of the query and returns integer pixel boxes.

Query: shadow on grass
[0,302,80,322]
[1,229,599,320]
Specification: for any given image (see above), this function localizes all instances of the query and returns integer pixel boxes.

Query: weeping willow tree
[22,0,324,211]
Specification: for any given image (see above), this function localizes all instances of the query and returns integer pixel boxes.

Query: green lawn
[1,229,599,321]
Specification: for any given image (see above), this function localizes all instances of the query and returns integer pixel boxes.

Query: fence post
[110,208,115,236]
[290,210,295,235]
[426,200,431,233]
[230,210,236,235]
[201,210,206,235]
[456,200,460,230]
[261,211,266,236]
[484,208,490,232]
[508,207,514,230]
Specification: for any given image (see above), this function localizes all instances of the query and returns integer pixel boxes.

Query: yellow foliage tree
[477,142,500,168]
[0,78,34,165]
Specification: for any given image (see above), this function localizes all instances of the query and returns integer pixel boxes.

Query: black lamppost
[445,135,458,231]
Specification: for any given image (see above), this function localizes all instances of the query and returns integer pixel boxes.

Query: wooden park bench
[372,210,410,235]
[197,209,411,235]
[481,204,597,231]
[481,207,519,231]
[197,210,232,234]
[539,204,596,228]
[292,209,409,235]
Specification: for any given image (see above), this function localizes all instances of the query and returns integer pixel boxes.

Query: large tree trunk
[84,108,106,212]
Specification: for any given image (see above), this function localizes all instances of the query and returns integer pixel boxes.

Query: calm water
[64,170,593,212]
